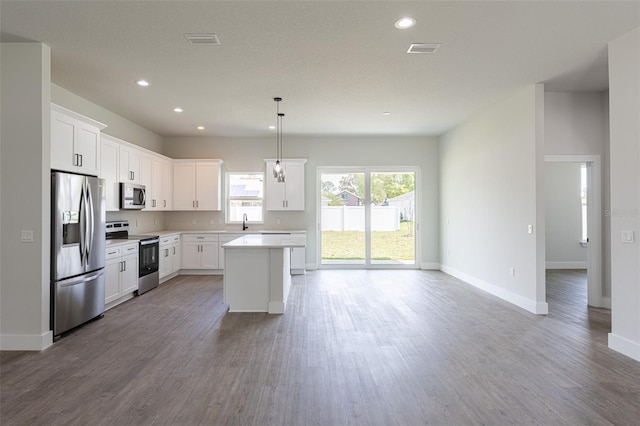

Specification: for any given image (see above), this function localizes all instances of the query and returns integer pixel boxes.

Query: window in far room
[226,172,264,224]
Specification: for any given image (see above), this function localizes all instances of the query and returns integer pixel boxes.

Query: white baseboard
[545,261,587,269]
[421,263,441,270]
[440,265,548,315]
[608,333,640,362]
[0,330,53,351]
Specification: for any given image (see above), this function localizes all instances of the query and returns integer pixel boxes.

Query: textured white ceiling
[1,1,638,137]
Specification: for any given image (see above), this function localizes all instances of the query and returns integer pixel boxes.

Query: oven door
[139,239,159,277]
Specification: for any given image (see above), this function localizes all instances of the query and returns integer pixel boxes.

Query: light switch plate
[621,230,634,244]
[21,230,34,243]
[528,225,533,234]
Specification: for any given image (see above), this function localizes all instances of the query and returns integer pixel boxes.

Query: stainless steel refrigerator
[51,171,106,337]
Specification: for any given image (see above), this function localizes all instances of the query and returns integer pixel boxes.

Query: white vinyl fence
[322,206,400,231]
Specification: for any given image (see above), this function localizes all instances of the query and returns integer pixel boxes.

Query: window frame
[225,172,265,224]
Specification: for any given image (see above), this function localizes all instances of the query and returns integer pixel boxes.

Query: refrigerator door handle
[78,181,87,268]
[59,270,104,288]
[86,179,95,264]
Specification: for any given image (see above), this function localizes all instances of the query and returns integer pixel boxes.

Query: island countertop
[223,233,306,249]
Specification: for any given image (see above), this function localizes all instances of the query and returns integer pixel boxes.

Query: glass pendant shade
[272,97,285,183]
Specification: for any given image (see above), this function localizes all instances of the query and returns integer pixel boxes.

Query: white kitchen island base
[223,234,305,314]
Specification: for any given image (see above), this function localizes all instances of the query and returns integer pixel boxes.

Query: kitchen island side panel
[223,248,270,312]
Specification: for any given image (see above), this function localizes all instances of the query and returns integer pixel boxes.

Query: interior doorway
[544,155,604,308]
[318,167,418,269]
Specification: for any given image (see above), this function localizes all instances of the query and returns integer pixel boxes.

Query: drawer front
[122,243,139,254]
[160,237,172,246]
[182,234,219,243]
[105,246,122,260]
[171,235,181,243]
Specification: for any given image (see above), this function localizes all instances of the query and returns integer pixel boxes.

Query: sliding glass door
[319,168,417,268]
[370,172,416,265]
[320,171,366,265]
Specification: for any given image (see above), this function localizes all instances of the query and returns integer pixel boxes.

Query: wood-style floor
[2,269,640,425]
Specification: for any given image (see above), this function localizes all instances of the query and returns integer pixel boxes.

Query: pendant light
[273,97,286,182]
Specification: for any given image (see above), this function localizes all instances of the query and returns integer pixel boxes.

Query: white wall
[544,162,586,268]
[0,43,53,350]
[440,84,547,314]
[163,135,440,269]
[544,91,610,294]
[608,27,640,362]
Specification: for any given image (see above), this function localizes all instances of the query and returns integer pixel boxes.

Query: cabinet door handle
[193,201,195,208]
[120,261,124,272]
[196,200,199,208]
[74,153,79,166]
[164,200,167,208]
[173,247,176,255]
[79,154,83,167]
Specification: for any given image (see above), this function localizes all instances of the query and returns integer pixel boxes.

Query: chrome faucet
[242,213,248,231]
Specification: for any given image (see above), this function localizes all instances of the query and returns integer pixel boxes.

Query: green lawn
[321,222,415,261]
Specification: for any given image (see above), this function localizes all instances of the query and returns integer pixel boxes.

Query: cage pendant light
[273,97,285,182]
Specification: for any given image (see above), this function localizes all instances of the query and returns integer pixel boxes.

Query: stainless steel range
[106,221,160,295]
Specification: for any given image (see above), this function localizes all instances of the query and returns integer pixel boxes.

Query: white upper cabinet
[119,145,141,184]
[100,136,120,211]
[100,134,172,211]
[139,154,153,210]
[173,160,223,210]
[264,159,306,211]
[51,104,106,176]
[162,158,173,210]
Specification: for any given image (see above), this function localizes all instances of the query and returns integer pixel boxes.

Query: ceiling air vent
[184,33,221,46]
[407,43,441,54]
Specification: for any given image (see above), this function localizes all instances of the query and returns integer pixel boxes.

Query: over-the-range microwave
[120,182,146,210]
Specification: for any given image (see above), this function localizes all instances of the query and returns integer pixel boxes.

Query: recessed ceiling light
[196,126,205,130]
[268,125,276,130]
[383,112,392,116]
[136,79,149,87]
[394,17,416,29]
[173,107,183,113]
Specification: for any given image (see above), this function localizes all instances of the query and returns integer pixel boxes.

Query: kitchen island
[223,234,306,314]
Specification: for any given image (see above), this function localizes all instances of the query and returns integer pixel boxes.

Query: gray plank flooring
[2,269,639,425]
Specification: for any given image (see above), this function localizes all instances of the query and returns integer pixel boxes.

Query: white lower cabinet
[182,234,219,270]
[105,243,139,308]
[159,234,181,281]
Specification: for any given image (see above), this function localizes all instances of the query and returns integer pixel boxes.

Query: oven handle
[140,238,159,246]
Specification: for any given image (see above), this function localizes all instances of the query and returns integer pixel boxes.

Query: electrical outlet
[527,225,533,234]
[276,218,281,225]
[154,219,157,225]
[192,219,196,225]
